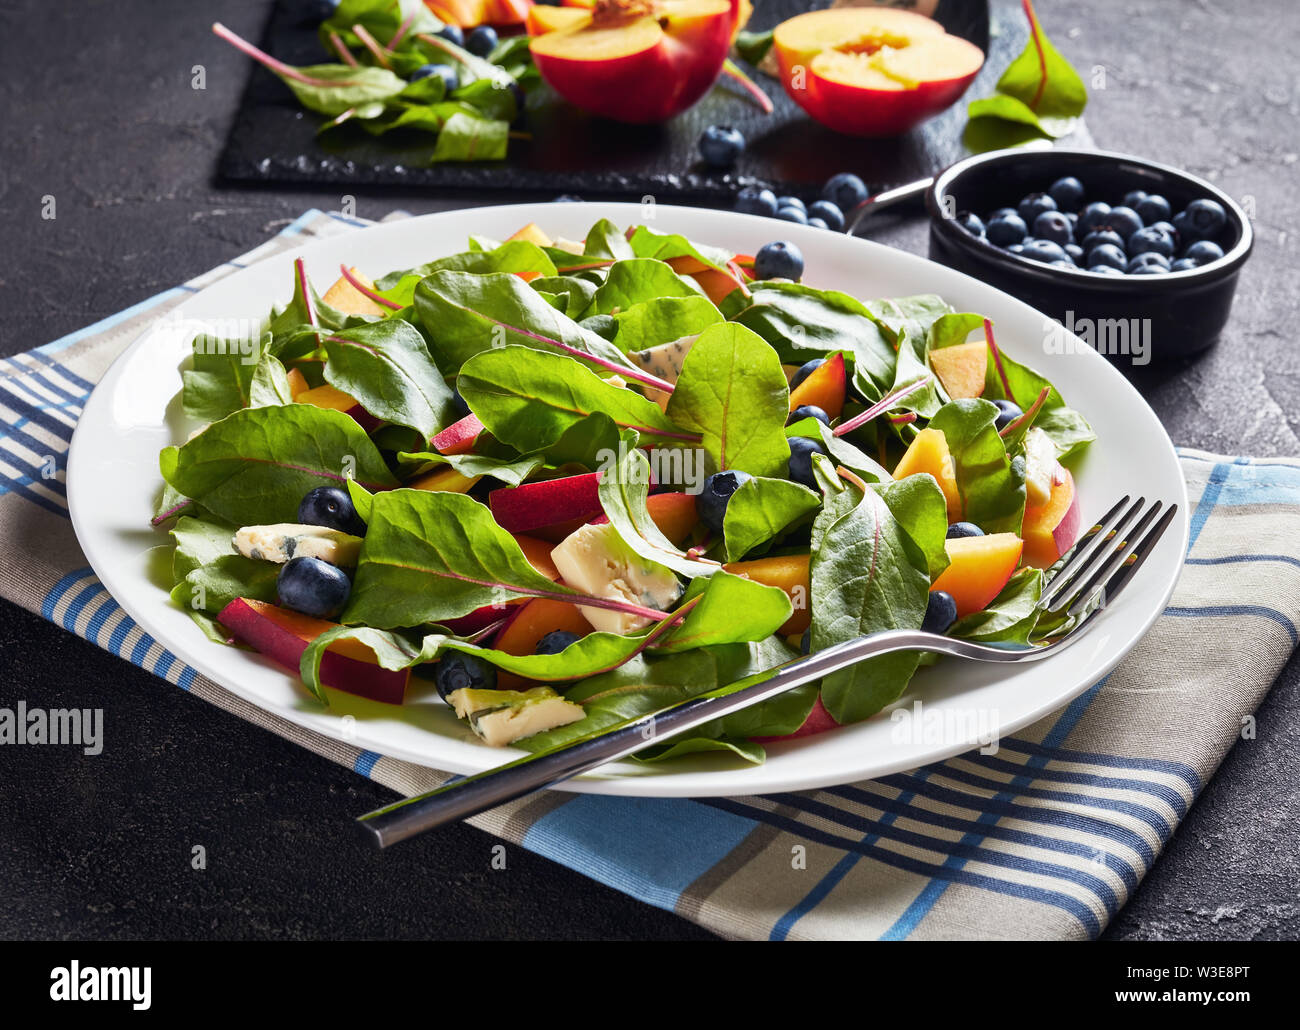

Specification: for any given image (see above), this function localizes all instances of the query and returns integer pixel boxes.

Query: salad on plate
[151,217,1094,765]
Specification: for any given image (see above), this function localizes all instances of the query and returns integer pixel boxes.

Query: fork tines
[1038,496,1180,619]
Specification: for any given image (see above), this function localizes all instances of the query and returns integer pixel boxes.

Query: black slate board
[219,0,1007,199]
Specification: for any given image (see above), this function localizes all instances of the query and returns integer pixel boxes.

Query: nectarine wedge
[723,553,810,634]
[929,340,987,400]
[788,352,846,418]
[930,533,1023,618]
[1022,466,1081,569]
[892,427,961,522]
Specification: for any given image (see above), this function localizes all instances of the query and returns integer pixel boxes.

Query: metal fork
[357,496,1179,847]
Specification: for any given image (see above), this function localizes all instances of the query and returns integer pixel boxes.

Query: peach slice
[928,340,987,400]
[218,598,409,704]
[788,352,847,419]
[773,8,984,136]
[285,367,310,398]
[431,412,484,456]
[1022,466,1081,569]
[407,466,481,493]
[488,472,603,533]
[723,553,810,635]
[892,427,961,522]
[440,534,562,634]
[930,533,1023,618]
[529,0,734,124]
[322,267,388,318]
[506,222,554,247]
[296,383,383,433]
[592,491,699,545]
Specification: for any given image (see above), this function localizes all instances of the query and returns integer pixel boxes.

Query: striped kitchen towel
[3,209,1297,941]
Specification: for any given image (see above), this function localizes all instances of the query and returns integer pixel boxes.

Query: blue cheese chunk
[628,334,697,409]
[1022,427,1059,507]
[233,523,363,566]
[448,687,586,747]
[549,522,682,634]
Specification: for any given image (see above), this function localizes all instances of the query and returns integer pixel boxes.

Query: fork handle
[357,630,938,846]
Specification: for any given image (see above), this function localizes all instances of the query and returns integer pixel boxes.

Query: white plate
[67,202,1188,797]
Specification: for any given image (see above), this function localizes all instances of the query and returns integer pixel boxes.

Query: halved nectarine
[773,8,984,136]
[529,0,734,123]
[929,533,1023,618]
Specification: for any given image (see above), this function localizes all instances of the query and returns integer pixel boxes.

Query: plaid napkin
[4,210,1298,941]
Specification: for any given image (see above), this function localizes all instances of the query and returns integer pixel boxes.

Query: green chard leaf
[457,346,695,452]
[431,111,508,162]
[725,281,898,399]
[610,295,723,354]
[665,323,790,478]
[928,399,1026,533]
[582,218,637,261]
[874,475,951,581]
[721,476,821,562]
[317,319,457,439]
[811,484,932,724]
[181,332,270,423]
[160,405,398,526]
[583,259,704,316]
[984,342,1096,460]
[412,269,636,375]
[624,225,733,274]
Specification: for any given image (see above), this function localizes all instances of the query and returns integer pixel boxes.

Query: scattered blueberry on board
[699,125,745,169]
[728,173,859,233]
[963,175,1230,276]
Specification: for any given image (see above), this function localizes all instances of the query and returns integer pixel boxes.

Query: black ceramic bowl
[926,148,1253,362]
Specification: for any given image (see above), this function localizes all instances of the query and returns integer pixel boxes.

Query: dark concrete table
[2,0,1297,940]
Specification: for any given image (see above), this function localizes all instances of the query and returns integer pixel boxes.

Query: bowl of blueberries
[925,148,1253,360]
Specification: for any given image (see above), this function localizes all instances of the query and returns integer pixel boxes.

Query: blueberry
[985,212,1028,247]
[734,186,778,217]
[1049,259,1077,270]
[536,630,581,655]
[776,205,808,225]
[450,388,470,418]
[1169,258,1200,272]
[553,194,583,202]
[277,556,351,619]
[435,24,465,47]
[1020,239,1070,264]
[1130,264,1170,275]
[992,398,1022,431]
[1134,194,1171,224]
[988,206,1018,222]
[300,0,340,23]
[1127,225,1176,259]
[754,240,804,280]
[776,195,806,213]
[1087,264,1124,276]
[1122,189,1149,209]
[808,200,845,231]
[822,172,869,212]
[1182,239,1225,265]
[1100,206,1143,241]
[946,522,985,539]
[1127,252,1171,272]
[298,486,366,535]
[789,404,831,426]
[806,217,829,230]
[465,25,498,57]
[1065,243,1084,263]
[922,590,958,635]
[433,652,496,701]
[697,469,753,533]
[699,124,745,168]
[1017,192,1057,225]
[788,436,829,489]
[1182,198,1227,238]
[1047,176,1085,212]
[1032,210,1073,246]
[954,210,986,237]
[1087,243,1127,271]
[1081,229,1125,256]
[1006,243,1025,255]
[800,627,811,655]
[1076,201,1112,235]
[790,358,824,389]
[409,63,457,92]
